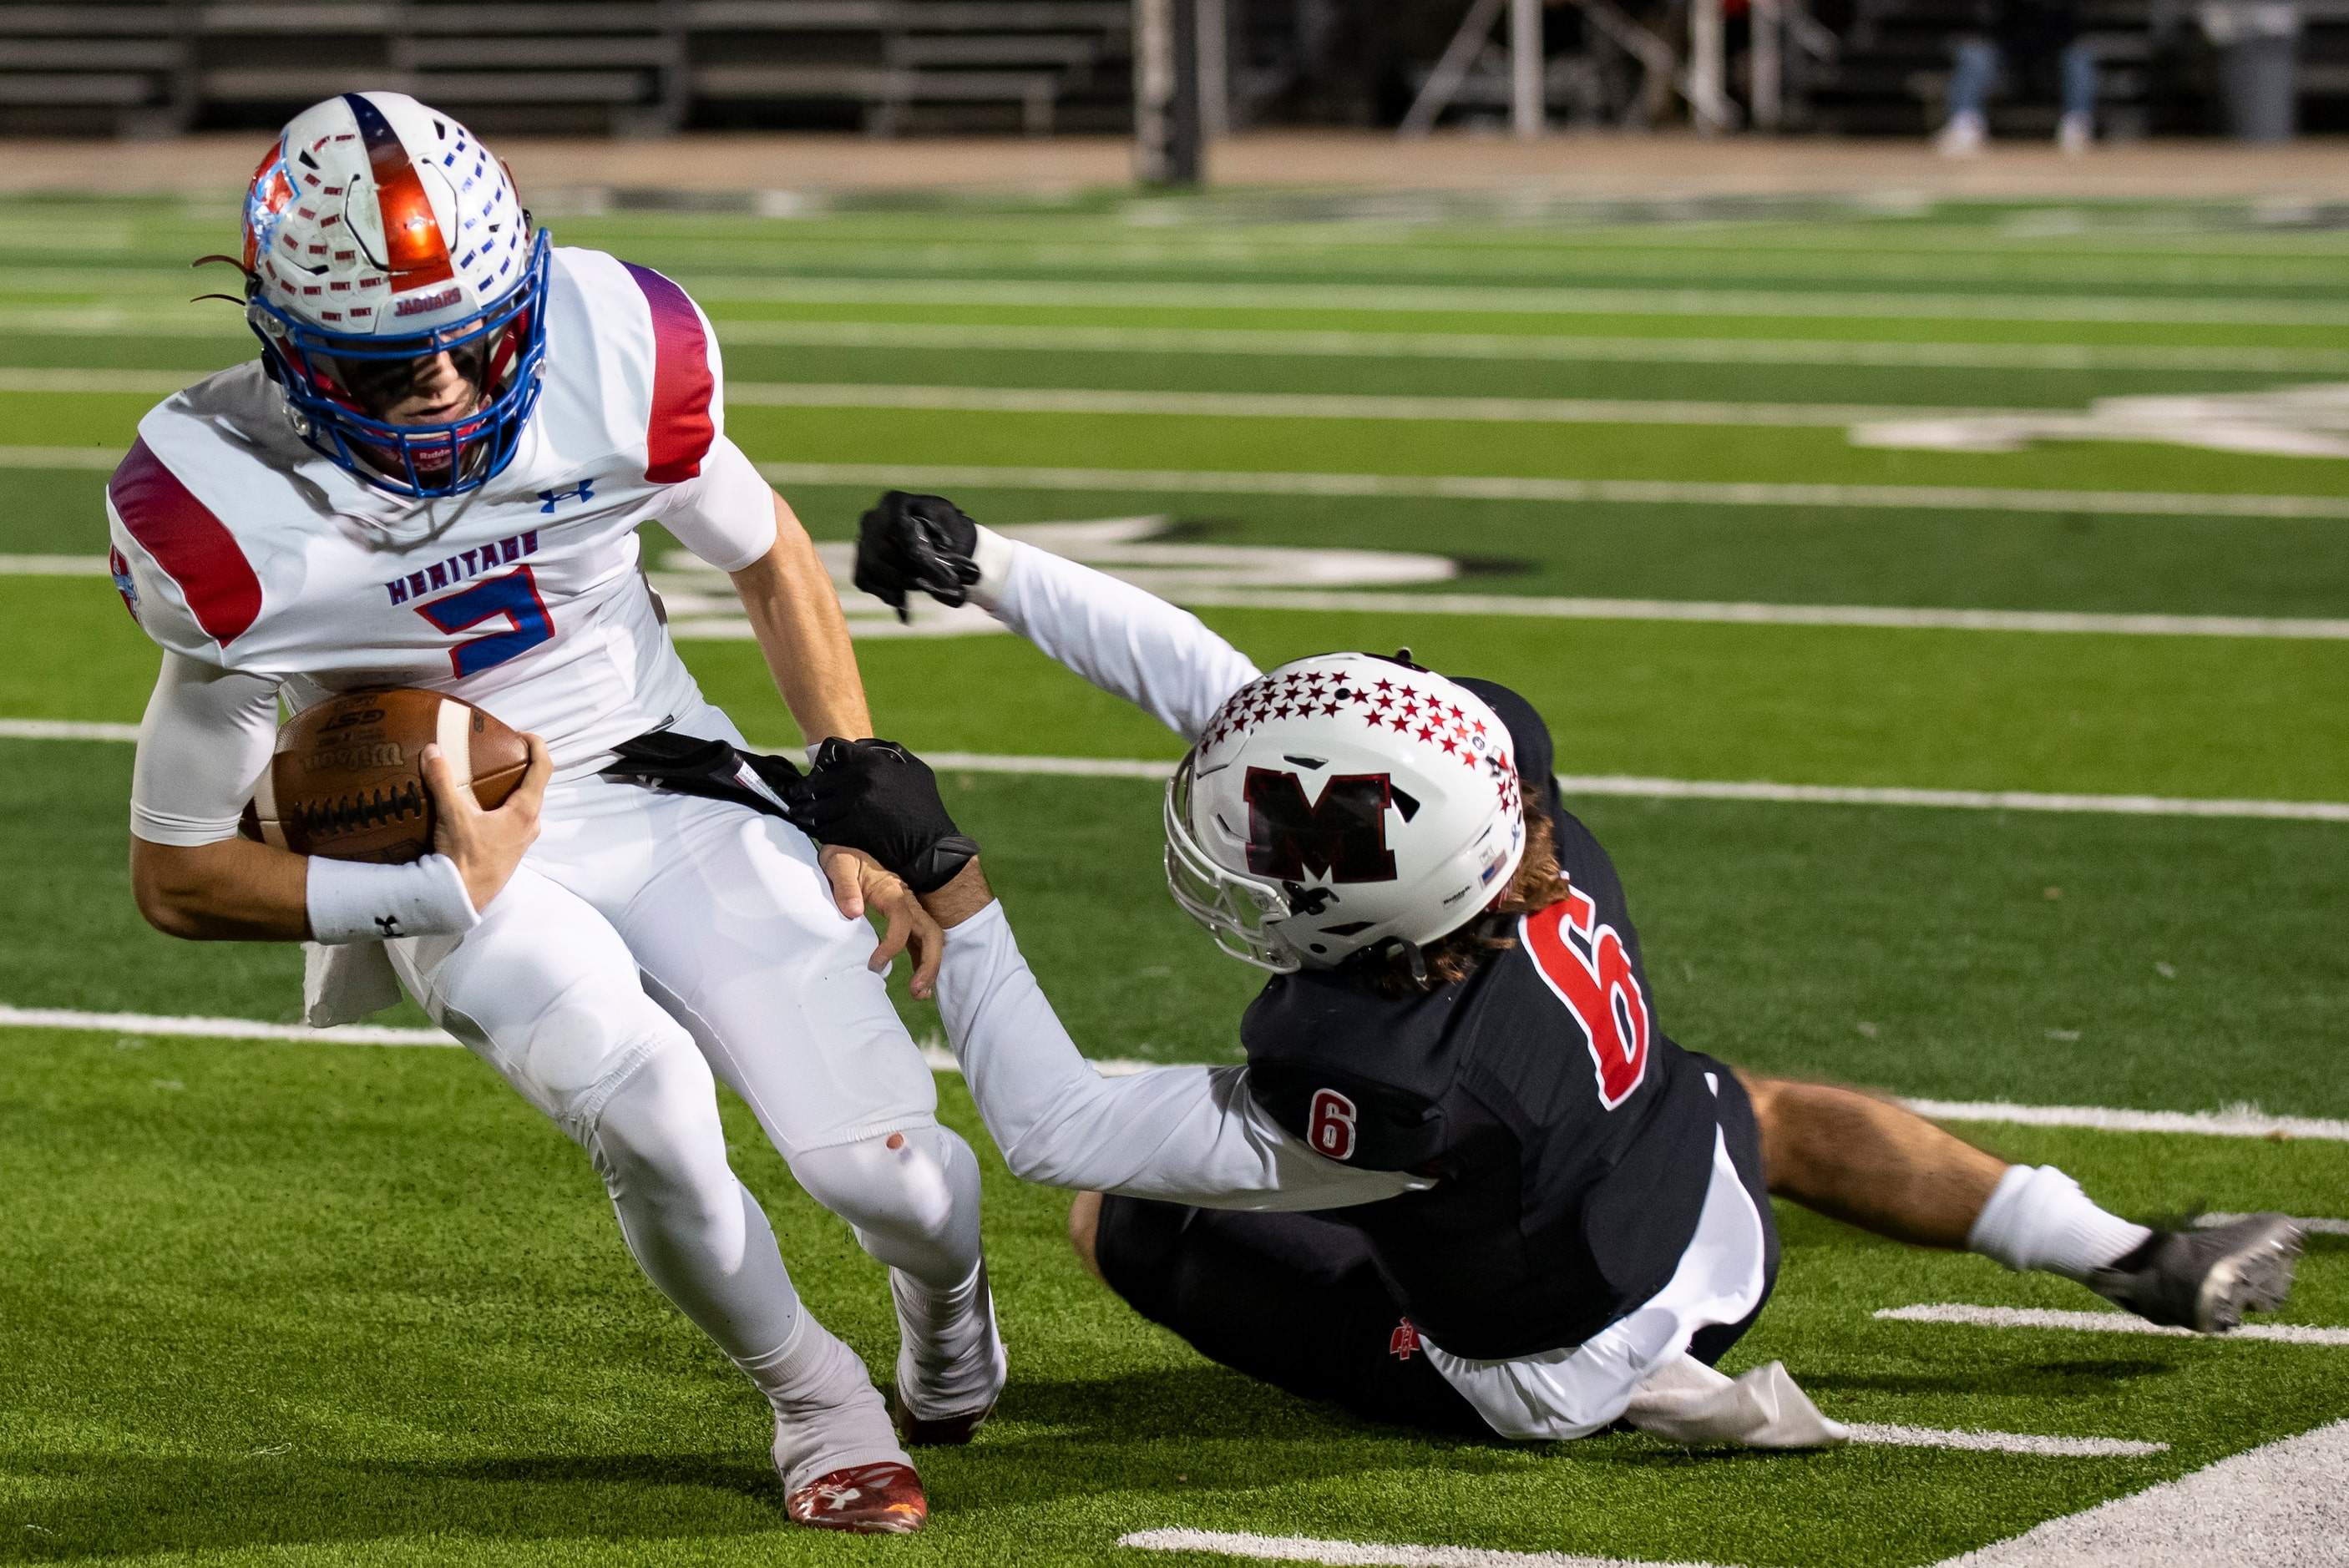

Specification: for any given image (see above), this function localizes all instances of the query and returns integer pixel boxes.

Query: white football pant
[384,749,1002,1477]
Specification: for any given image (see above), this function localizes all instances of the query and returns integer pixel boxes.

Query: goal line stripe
[5,723,2342,822]
[4,1005,2343,1142]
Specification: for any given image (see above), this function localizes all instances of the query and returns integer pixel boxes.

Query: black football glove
[799,737,979,893]
[853,491,982,623]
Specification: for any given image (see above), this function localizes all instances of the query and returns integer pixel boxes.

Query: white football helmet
[237,91,546,497]
[1165,653,1525,973]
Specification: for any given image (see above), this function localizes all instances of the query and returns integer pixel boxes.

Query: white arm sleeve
[936,899,1423,1209]
[650,435,777,573]
[129,652,281,846]
[975,531,1262,745]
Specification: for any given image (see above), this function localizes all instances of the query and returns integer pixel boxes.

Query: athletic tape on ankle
[306,852,480,944]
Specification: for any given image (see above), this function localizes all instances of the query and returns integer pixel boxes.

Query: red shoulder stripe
[108,438,263,645]
[623,262,715,483]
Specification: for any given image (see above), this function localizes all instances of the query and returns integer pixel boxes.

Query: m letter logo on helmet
[1522,888,1651,1110]
[1243,768,1397,883]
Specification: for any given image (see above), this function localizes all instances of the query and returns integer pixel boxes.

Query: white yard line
[0,719,139,741]
[1166,589,2349,640]
[0,554,112,575]
[750,461,2349,522]
[1945,1418,2349,1567]
[2196,1211,2349,1237]
[0,444,122,469]
[1905,1099,2349,1140]
[0,367,206,395]
[722,381,2011,427]
[1842,1424,2165,1457]
[17,553,2347,640]
[1876,1304,2349,1347]
[9,310,2349,374]
[0,1004,454,1048]
[1547,778,2349,824]
[4,1005,2341,1144]
[1119,1419,2349,1568]
[671,276,2349,328]
[5,724,2344,822]
[704,317,2349,375]
[1118,1533,1724,1568]
[6,443,2346,522]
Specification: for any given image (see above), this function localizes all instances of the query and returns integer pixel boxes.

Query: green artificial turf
[3,191,2347,1565]
[0,1025,2341,1566]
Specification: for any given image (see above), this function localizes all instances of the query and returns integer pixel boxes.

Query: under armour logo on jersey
[537,478,595,513]
[1389,1318,1422,1359]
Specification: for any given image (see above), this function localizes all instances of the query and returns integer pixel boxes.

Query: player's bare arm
[732,489,887,921]
[736,490,872,747]
[129,733,552,940]
[129,834,309,942]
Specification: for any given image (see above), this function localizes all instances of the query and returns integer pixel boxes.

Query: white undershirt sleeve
[973,531,1262,744]
[129,652,281,847]
[935,899,1424,1210]
[651,435,777,573]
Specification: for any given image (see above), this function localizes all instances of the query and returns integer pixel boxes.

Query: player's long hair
[1358,808,1572,997]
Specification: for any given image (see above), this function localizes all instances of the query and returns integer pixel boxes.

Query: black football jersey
[1238,680,1729,1360]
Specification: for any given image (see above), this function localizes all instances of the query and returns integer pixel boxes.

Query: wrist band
[968,526,1016,611]
[307,852,481,945]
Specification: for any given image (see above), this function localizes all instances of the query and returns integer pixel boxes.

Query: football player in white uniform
[108,93,998,1533]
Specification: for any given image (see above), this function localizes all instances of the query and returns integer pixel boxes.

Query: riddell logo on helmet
[394,286,463,317]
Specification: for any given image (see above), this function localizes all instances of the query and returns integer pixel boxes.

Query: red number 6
[1522,888,1652,1110]
[1308,1088,1359,1161]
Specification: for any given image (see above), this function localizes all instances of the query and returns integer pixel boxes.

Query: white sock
[737,1313,910,1492]
[1967,1164,2152,1281]
[892,1261,1009,1419]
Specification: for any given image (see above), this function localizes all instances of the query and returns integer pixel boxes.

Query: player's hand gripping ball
[241,689,531,862]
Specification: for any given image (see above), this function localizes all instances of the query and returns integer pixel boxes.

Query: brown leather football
[241,688,530,864]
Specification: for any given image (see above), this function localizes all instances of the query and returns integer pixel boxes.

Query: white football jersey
[104,245,776,771]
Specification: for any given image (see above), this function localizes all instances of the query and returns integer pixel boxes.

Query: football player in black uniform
[795,494,2301,1446]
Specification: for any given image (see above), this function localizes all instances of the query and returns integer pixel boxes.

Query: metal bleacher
[0,0,1134,137]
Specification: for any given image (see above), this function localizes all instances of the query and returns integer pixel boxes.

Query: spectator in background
[1936,0,2096,155]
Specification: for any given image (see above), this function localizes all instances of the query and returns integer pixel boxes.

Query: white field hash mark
[1877,1304,2349,1347]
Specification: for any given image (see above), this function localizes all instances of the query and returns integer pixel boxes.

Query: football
[241,688,530,863]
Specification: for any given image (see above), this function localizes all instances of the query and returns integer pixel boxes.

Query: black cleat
[2086,1213,2303,1333]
